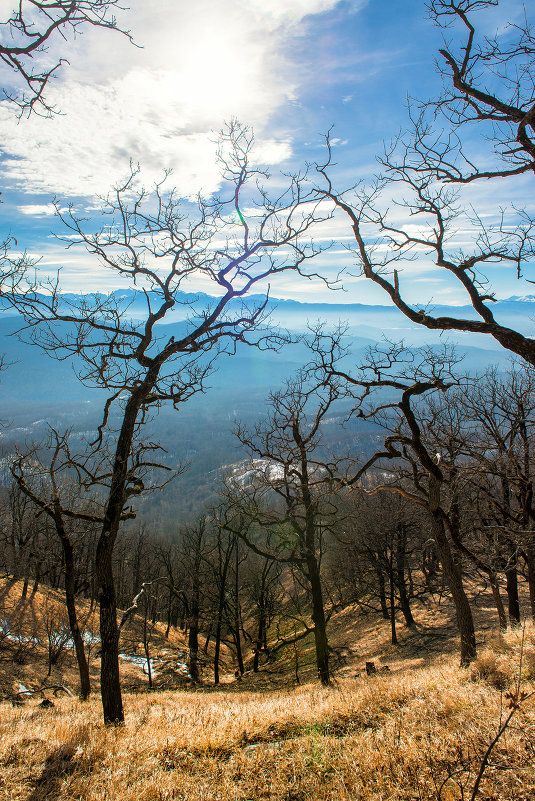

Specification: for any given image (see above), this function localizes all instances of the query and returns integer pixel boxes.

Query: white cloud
[17,203,57,216]
[0,0,352,201]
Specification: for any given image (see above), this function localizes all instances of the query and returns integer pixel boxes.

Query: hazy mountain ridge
[0,292,522,520]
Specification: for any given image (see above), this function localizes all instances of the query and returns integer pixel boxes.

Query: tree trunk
[188,565,200,682]
[306,552,330,685]
[253,590,266,673]
[525,546,535,621]
[429,476,476,665]
[213,530,233,685]
[62,535,91,700]
[95,386,153,724]
[388,563,398,645]
[375,565,389,619]
[396,527,415,628]
[96,535,123,723]
[233,544,244,675]
[505,550,521,625]
[30,565,40,599]
[213,606,223,686]
[203,626,212,654]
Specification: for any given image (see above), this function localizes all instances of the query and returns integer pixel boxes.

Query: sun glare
[175,27,260,118]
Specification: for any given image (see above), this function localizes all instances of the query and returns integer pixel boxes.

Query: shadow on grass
[26,743,85,801]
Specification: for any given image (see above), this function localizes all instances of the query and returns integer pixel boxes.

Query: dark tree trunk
[213,605,223,686]
[396,526,415,628]
[306,551,330,685]
[505,549,521,625]
[30,564,40,599]
[165,588,172,639]
[525,546,535,621]
[429,476,476,666]
[233,544,244,676]
[213,530,234,685]
[188,616,200,683]
[62,534,91,700]
[253,589,267,673]
[95,385,153,724]
[388,563,398,645]
[188,565,201,682]
[422,545,440,591]
[375,565,389,619]
[96,534,123,724]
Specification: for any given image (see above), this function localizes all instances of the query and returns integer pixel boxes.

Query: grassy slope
[1,579,535,800]
[1,630,534,800]
[0,580,232,699]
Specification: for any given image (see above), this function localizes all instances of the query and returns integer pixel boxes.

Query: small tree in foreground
[0,122,332,723]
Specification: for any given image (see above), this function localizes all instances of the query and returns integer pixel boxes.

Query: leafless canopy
[422,0,535,183]
[313,1,535,366]
[0,121,334,723]
[0,0,132,114]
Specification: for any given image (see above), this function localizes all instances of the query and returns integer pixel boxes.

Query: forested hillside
[1,0,535,798]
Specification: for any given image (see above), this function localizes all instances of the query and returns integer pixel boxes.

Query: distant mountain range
[2,288,532,348]
[1,289,529,409]
[0,289,530,521]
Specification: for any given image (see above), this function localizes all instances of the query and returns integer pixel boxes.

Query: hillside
[1,631,534,800]
[1,580,535,800]
[0,581,233,702]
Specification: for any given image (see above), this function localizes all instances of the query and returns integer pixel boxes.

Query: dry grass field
[2,578,535,800]
[1,622,535,801]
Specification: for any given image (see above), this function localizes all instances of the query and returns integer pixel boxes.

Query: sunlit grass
[2,624,535,800]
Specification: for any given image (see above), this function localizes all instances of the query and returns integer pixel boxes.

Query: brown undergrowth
[0,580,232,700]
[1,623,535,801]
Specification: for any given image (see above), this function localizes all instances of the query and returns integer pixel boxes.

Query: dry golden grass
[0,579,229,699]
[2,624,535,801]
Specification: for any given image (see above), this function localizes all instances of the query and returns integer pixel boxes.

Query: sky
[0,0,532,305]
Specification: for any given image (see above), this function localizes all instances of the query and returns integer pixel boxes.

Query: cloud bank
[0,0,358,200]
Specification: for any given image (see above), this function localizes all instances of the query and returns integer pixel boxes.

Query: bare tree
[413,0,535,184]
[0,0,132,115]
[0,122,331,722]
[314,1,535,364]
[222,370,349,685]
[310,333,479,664]
[10,428,107,700]
[424,363,535,624]
[161,519,212,683]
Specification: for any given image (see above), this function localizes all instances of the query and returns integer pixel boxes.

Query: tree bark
[429,476,477,665]
[306,551,330,685]
[389,562,398,645]
[232,544,244,676]
[96,534,123,723]
[505,549,521,625]
[396,525,415,628]
[62,535,91,700]
[375,565,389,619]
[525,546,535,621]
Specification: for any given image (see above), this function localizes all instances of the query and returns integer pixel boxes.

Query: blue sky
[0,0,532,304]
